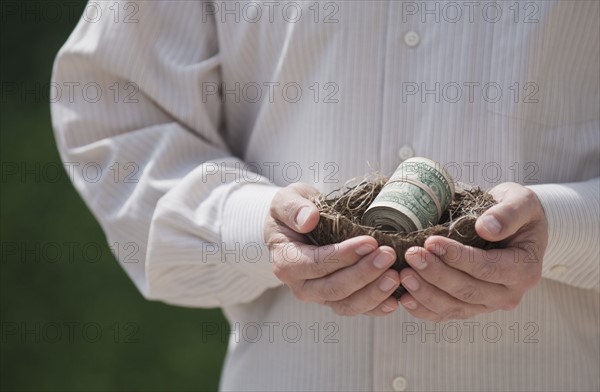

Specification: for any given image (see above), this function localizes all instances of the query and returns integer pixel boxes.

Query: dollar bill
[362,157,455,232]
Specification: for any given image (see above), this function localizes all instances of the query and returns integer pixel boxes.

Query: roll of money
[361,158,455,232]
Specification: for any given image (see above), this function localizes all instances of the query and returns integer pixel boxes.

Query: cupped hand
[398,182,548,321]
[265,183,401,316]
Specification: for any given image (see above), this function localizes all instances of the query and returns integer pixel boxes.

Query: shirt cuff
[528,179,600,291]
[221,183,283,289]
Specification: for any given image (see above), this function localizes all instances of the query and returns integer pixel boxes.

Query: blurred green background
[1,1,228,390]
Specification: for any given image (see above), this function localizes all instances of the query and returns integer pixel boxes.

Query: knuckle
[270,190,282,209]
[505,203,521,220]
[442,307,467,320]
[332,301,359,317]
[309,259,328,277]
[430,314,444,323]
[502,270,520,287]
[500,296,522,311]
[281,199,301,222]
[288,182,305,193]
[290,182,317,197]
[456,285,480,303]
[272,263,286,281]
[270,189,289,215]
[291,286,310,302]
[478,261,497,281]
[419,291,436,307]
[320,281,349,301]
[522,270,541,289]
[272,259,290,282]
[522,187,538,207]
[269,199,279,218]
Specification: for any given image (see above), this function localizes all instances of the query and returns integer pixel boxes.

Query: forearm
[51,0,283,308]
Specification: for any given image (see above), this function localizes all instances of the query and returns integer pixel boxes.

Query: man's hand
[398,182,549,321]
[265,183,400,316]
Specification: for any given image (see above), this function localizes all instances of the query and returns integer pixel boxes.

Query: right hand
[265,183,401,317]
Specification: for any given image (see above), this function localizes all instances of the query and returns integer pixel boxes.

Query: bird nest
[306,175,500,299]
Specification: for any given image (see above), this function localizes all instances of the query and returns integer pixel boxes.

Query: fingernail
[481,215,502,235]
[295,206,311,226]
[379,276,398,292]
[373,251,394,269]
[405,247,419,256]
[401,276,420,291]
[382,303,395,313]
[356,243,376,256]
[403,300,417,310]
[410,256,428,270]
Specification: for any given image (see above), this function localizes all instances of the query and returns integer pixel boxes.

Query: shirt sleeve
[50,1,283,307]
[528,177,600,291]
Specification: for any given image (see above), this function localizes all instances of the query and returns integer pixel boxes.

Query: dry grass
[307,175,500,299]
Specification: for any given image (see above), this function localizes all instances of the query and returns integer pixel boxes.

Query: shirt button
[392,376,408,391]
[397,145,415,161]
[404,31,420,47]
[550,264,569,274]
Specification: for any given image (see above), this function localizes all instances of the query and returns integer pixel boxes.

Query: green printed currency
[362,158,455,232]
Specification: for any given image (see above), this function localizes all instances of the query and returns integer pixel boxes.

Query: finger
[273,235,379,281]
[399,293,443,322]
[270,183,321,233]
[325,269,400,315]
[399,268,488,320]
[424,236,523,285]
[475,182,542,242]
[364,296,401,317]
[405,246,509,308]
[303,246,397,301]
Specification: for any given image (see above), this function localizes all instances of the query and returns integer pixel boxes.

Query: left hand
[398,182,549,322]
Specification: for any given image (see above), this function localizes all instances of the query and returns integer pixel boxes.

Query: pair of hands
[264,182,548,321]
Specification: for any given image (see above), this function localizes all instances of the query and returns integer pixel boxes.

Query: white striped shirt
[51,1,599,391]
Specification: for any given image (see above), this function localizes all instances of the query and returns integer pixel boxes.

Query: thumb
[475,183,539,242]
[271,183,321,234]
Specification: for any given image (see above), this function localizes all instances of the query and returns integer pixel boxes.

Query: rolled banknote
[361,158,455,232]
